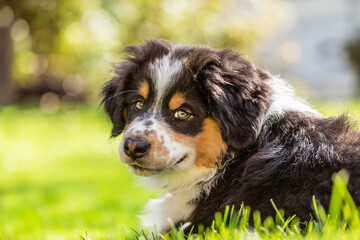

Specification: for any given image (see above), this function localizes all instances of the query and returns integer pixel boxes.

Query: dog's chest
[139,190,196,232]
[138,166,218,232]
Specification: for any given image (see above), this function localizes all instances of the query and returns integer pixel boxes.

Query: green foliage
[1,0,288,102]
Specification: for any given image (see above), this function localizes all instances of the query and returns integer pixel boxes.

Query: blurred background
[1,0,360,107]
[0,0,360,239]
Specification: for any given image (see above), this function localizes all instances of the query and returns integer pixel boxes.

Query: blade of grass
[270,199,285,225]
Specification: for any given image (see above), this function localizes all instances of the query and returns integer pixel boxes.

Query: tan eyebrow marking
[139,81,149,99]
[169,92,185,110]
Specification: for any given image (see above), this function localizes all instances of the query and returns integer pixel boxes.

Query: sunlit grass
[314,98,360,120]
[0,100,359,239]
[0,106,156,239]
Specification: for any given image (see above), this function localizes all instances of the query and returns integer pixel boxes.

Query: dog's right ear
[101,61,134,137]
[102,76,127,137]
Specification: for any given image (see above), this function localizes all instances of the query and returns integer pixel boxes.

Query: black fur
[102,40,360,231]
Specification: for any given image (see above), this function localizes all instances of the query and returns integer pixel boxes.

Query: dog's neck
[139,165,219,232]
[145,165,218,195]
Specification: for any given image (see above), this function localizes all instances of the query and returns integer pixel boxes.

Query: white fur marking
[256,76,320,136]
[266,76,320,116]
[139,166,218,232]
[149,53,183,106]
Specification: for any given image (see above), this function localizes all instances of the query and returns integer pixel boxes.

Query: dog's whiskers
[103,90,137,103]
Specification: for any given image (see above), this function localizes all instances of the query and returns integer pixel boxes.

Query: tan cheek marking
[139,81,149,99]
[173,118,227,168]
[194,118,227,168]
[169,92,185,110]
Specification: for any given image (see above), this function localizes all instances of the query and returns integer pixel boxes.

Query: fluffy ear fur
[101,59,135,137]
[102,76,128,137]
[189,48,271,149]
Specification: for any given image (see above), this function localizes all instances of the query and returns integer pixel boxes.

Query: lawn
[0,99,360,240]
[0,106,156,240]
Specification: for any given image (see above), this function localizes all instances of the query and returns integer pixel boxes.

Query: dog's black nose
[123,137,150,159]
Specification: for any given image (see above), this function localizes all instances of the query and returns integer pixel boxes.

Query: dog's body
[102,40,360,232]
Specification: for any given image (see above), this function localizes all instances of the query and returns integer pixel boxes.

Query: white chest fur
[139,191,195,232]
[138,166,218,232]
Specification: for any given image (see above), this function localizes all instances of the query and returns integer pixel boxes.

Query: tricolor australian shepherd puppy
[102,39,360,232]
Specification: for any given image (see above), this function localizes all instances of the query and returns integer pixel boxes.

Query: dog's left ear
[190,49,271,149]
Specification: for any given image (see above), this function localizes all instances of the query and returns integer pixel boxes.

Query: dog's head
[102,40,271,176]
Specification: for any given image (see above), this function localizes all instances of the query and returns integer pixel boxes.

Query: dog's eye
[134,100,144,110]
[174,109,191,119]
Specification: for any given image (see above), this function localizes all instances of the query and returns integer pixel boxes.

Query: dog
[102,39,360,233]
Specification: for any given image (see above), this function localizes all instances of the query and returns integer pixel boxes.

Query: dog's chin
[126,154,189,177]
[128,164,163,176]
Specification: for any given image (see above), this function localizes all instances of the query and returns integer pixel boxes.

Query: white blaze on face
[119,51,195,173]
[148,53,183,106]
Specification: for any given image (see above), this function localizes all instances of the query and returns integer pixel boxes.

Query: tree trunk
[0,25,14,106]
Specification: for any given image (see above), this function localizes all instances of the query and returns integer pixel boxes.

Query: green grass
[0,99,359,240]
[0,106,156,239]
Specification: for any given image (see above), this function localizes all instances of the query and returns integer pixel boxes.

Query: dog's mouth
[128,163,162,176]
[174,154,187,165]
[128,162,159,171]
[128,154,188,176]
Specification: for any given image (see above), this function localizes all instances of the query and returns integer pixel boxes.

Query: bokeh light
[0,0,293,108]
[0,6,13,28]
[40,92,60,114]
